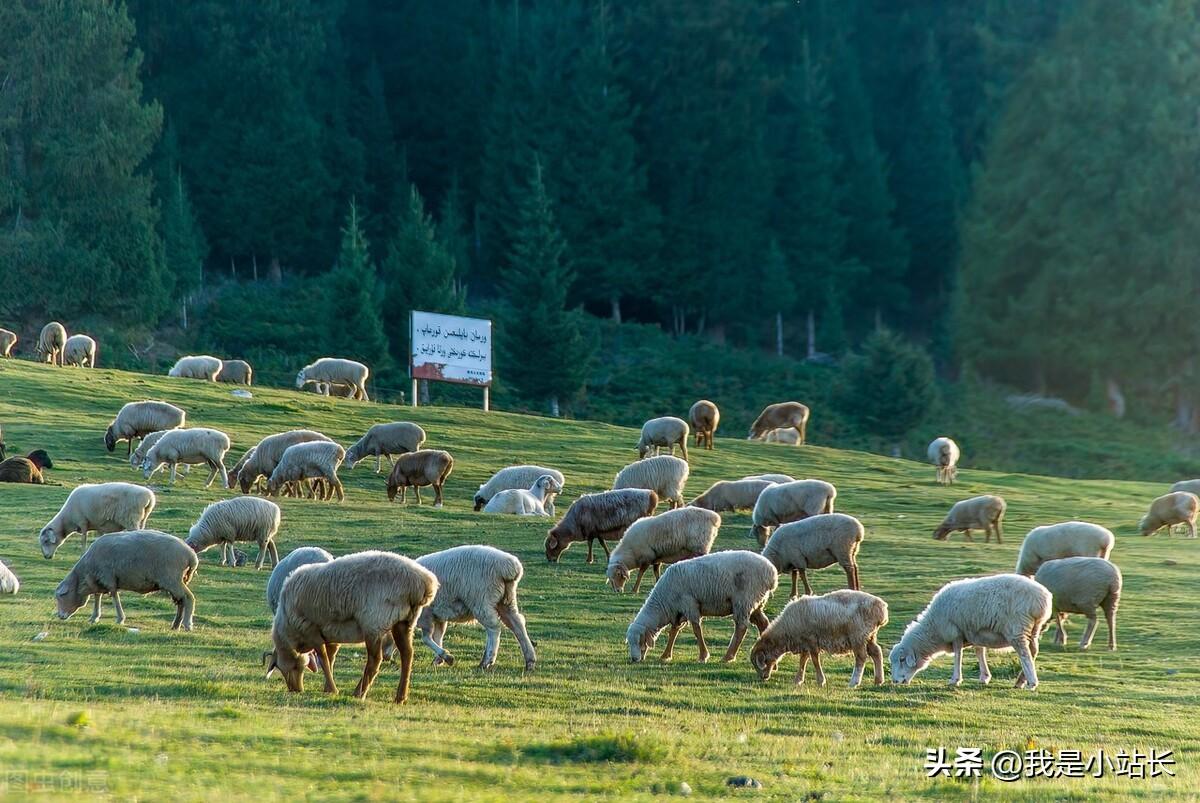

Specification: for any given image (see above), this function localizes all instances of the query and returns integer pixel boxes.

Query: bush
[835,329,938,446]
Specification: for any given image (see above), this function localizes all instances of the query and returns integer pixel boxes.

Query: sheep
[606,506,720,593]
[233,430,332,493]
[415,545,537,670]
[168,354,222,381]
[295,357,370,401]
[613,455,689,510]
[267,547,334,615]
[748,401,809,443]
[385,449,454,507]
[39,482,156,558]
[54,529,198,630]
[1139,491,1200,538]
[688,400,720,451]
[105,400,187,458]
[933,495,1006,543]
[890,574,1052,689]
[763,427,801,445]
[36,321,67,366]
[744,473,795,484]
[62,334,97,368]
[1015,521,1115,576]
[140,427,231,488]
[626,550,777,663]
[267,441,346,502]
[750,479,837,546]
[749,590,888,687]
[0,558,18,593]
[0,450,52,484]
[690,478,776,513]
[1034,557,1122,651]
[0,327,16,357]
[546,489,658,563]
[215,359,253,385]
[928,437,960,485]
[129,429,186,475]
[186,497,282,570]
[1170,479,1200,497]
[636,416,690,461]
[483,474,562,516]
[762,512,864,597]
[345,422,427,473]
[474,465,566,515]
[264,550,437,703]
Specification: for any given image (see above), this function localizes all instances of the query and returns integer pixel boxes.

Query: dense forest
[3,0,1200,430]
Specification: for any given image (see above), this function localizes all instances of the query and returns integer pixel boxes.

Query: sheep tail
[499,578,518,609]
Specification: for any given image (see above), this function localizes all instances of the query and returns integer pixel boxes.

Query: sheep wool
[0,328,16,358]
[688,400,720,451]
[295,358,370,401]
[267,547,334,614]
[636,416,690,461]
[186,497,282,570]
[167,355,222,381]
[1015,521,1114,576]
[761,512,864,597]
[483,475,562,516]
[747,402,809,443]
[474,465,566,514]
[267,441,346,502]
[385,449,454,507]
[1034,557,1121,651]
[606,506,720,593]
[235,430,332,493]
[39,482,156,558]
[1140,491,1199,538]
[933,495,1006,543]
[105,401,187,457]
[690,478,776,513]
[216,359,253,385]
[927,437,960,485]
[345,422,427,473]
[36,322,67,366]
[63,334,97,368]
[0,558,18,594]
[141,427,231,488]
[750,479,837,546]
[546,489,659,564]
[613,454,689,509]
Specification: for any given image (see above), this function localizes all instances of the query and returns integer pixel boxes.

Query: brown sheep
[386,450,454,507]
[0,450,53,484]
[688,400,720,451]
[748,401,810,443]
[545,489,658,563]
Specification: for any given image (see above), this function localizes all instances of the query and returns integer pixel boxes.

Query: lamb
[36,322,67,366]
[690,478,777,513]
[474,465,566,515]
[744,473,795,484]
[105,400,187,458]
[167,354,222,381]
[0,328,16,357]
[763,427,801,445]
[264,550,437,703]
[636,416,690,461]
[267,547,334,614]
[54,529,198,630]
[889,574,1052,689]
[933,495,1006,543]
[215,359,253,385]
[140,427,231,488]
[186,497,282,570]
[689,400,720,451]
[415,545,537,670]
[295,357,370,401]
[1034,557,1122,651]
[613,455,689,510]
[626,550,778,663]
[761,512,864,597]
[606,506,720,593]
[0,558,17,593]
[747,401,809,444]
[483,474,562,516]
[385,449,454,507]
[39,482,156,558]
[233,430,332,493]
[546,489,659,563]
[62,334,97,368]
[928,437,960,485]
[0,450,52,484]
[267,441,346,501]
[345,422,427,473]
[1015,521,1115,576]
[749,590,888,687]
[750,479,837,546]
[1139,491,1200,538]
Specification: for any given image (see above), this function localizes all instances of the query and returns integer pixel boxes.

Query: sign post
[410,311,493,410]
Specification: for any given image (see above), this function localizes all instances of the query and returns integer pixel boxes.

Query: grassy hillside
[0,358,1195,801]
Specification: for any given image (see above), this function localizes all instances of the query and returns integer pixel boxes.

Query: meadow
[0,358,1196,801]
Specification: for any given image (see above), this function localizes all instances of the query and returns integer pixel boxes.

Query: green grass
[0,358,1196,801]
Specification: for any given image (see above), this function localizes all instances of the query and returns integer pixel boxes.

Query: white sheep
[36,321,67,366]
[474,465,566,515]
[744,473,795,484]
[690,478,776,512]
[39,482,156,558]
[415,545,537,670]
[1140,491,1199,538]
[483,474,563,516]
[689,400,720,451]
[1170,479,1200,497]
[267,547,334,615]
[750,479,837,546]
[606,506,720,593]
[186,497,282,570]
[933,495,1006,543]
[0,327,16,358]
[636,416,690,461]
[1034,557,1121,651]
[763,427,801,445]
[928,437,960,485]
[168,354,222,381]
[233,430,332,493]
[140,427,231,488]
[890,574,1052,689]
[295,358,370,401]
[62,334,97,368]
[267,441,346,502]
[761,512,864,597]
[216,359,253,385]
[1015,521,1114,576]
[613,454,689,510]
[0,558,18,593]
[128,430,188,478]
[345,422,427,473]
[626,550,778,663]
[105,400,186,457]
[749,590,888,687]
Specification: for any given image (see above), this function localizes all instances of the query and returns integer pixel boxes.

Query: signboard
[410,311,493,387]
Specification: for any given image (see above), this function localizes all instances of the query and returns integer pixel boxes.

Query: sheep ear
[263,651,278,678]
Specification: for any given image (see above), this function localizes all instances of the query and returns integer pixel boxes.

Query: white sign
[410,311,492,386]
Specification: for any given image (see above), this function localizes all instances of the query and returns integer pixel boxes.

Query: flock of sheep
[1,337,1196,705]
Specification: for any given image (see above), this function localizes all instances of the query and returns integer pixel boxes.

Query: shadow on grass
[487,732,669,765]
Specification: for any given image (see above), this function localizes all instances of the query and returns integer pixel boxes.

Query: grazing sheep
[761,513,863,597]
[36,322,67,366]
[750,479,837,546]
[890,574,1052,689]
[264,550,437,703]
[0,558,18,593]
[1139,491,1200,538]
[636,416,690,461]
[54,529,198,630]
[62,334,96,368]
[690,478,776,513]
[295,358,370,401]
[1170,479,1200,497]
[234,430,332,493]
[140,427,231,488]
[186,497,282,570]
[626,550,778,663]
[483,474,562,516]
[613,455,689,510]
[267,547,334,615]
[385,449,454,507]
[689,400,720,451]
[216,359,253,385]
[268,441,346,501]
[345,422,427,473]
[168,354,222,381]
[474,465,566,515]
[744,473,796,484]
[0,450,52,484]
[546,489,659,563]
[933,495,1006,543]
[606,507,720,593]
[0,328,16,358]
[39,482,156,558]
[928,437,960,485]
[415,545,537,670]
[1015,521,1115,576]
[748,401,809,444]
[764,428,801,445]
[1034,557,1121,651]
[105,400,187,458]
[749,590,888,687]
[129,431,190,480]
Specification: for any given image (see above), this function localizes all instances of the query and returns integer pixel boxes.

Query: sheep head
[748,640,782,681]
[932,524,953,541]
[263,648,316,692]
[53,572,85,619]
[606,563,630,592]
[39,524,65,559]
[104,427,117,452]
[888,643,929,685]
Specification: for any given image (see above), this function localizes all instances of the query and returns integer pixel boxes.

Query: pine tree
[324,200,390,371]
[155,125,208,323]
[835,328,938,450]
[354,59,400,248]
[760,240,797,356]
[437,174,473,301]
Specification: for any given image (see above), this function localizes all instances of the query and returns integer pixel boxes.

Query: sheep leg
[1079,614,1099,650]
[849,646,867,688]
[690,618,710,663]
[1104,599,1118,650]
[723,619,749,662]
[790,570,798,600]
[177,585,196,631]
[810,651,826,686]
[267,540,279,568]
[660,620,683,661]
[964,529,973,542]
[497,603,536,671]
[599,539,612,559]
[421,622,455,666]
[391,620,416,704]
[332,478,345,502]
[948,640,964,686]
[480,626,502,669]
[433,482,443,508]
[1189,520,1197,539]
[109,592,126,625]
[375,453,382,474]
[586,539,595,564]
[1054,613,1068,646]
[868,639,884,685]
[90,594,103,623]
[354,638,383,698]
[1012,636,1038,690]
[800,569,814,596]
[793,652,809,685]
[631,566,648,593]
[414,486,423,505]
[653,563,662,579]
[843,562,859,591]
[170,462,178,485]
[750,608,770,634]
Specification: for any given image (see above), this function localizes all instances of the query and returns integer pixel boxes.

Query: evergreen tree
[353,59,401,248]
[324,200,389,371]
[155,126,208,313]
[835,328,938,450]
[437,174,474,300]
[760,240,796,356]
